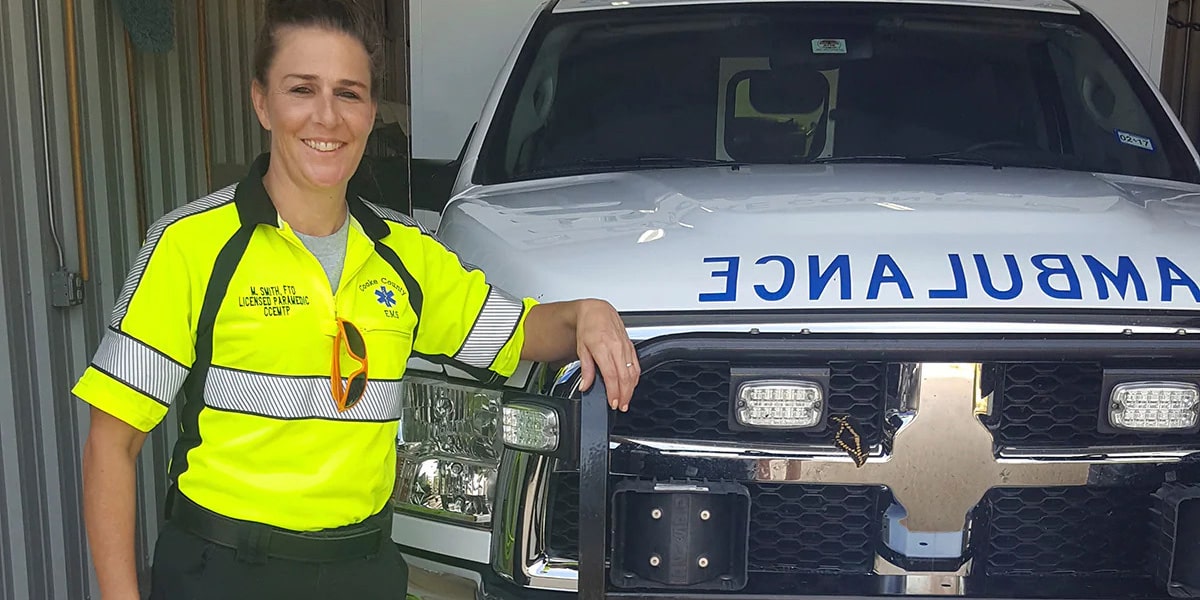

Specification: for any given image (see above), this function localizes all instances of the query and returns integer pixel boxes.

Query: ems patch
[375,285,396,308]
[367,278,406,320]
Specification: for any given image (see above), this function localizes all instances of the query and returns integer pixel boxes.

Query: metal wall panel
[0,0,110,596]
[206,0,269,190]
[0,0,263,597]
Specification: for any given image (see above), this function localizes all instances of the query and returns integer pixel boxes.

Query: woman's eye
[338,91,361,100]
[291,86,312,94]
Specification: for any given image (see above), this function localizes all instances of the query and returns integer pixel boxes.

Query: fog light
[502,403,559,452]
[1109,382,1200,431]
[734,382,824,429]
[399,457,495,524]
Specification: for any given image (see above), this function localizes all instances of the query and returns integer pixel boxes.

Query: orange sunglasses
[331,318,368,412]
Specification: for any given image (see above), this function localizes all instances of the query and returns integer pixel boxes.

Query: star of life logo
[375,285,396,308]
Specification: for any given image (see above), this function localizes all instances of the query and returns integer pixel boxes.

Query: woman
[75,1,639,598]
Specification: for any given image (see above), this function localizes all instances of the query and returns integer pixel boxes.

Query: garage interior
[4,1,1200,598]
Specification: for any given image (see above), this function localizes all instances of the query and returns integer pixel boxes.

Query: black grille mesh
[609,361,886,446]
[546,471,580,561]
[748,483,882,573]
[984,363,1200,447]
[978,487,1155,576]
[546,473,883,574]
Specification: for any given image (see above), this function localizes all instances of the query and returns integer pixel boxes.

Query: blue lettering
[1031,254,1082,300]
[867,254,914,300]
[1083,255,1147,301]
[809,255,852,300]
[1158,257,1200,302]
[754,255,795,302]
[700,257,740,302]
[929,254,968,299]
[974,254,1023,300]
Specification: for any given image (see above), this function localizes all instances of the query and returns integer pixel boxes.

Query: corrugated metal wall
[0,0,263,597]
[205,1,271,190]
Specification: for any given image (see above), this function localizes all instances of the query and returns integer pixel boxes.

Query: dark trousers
[148,519,410,600]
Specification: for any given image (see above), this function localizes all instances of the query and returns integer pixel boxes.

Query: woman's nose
[313,92,338,125]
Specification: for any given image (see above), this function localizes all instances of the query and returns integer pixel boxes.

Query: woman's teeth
[304,140,343,152]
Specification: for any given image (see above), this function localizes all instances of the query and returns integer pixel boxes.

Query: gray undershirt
[293,215,349,293]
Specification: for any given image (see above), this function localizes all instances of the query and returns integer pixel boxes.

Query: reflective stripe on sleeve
[454,287,525,369]
[92,328,190,407]
[204,367,403,422]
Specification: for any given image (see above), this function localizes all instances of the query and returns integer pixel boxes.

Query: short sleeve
[72,227,196,432]
[410,236,537,380]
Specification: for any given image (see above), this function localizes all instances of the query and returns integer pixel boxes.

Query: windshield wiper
[522,155,744,178]
[816,151,1077,173]
[929,150,1074,172]
[813,154,1003,169]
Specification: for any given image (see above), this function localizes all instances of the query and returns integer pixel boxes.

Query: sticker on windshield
[812,39,847,54]
[1116,130,1155,152]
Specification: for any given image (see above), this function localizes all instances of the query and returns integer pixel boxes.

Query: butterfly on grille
[830,415,867,468]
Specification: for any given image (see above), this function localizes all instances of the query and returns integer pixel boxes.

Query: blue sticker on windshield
[1115,130,1155,152]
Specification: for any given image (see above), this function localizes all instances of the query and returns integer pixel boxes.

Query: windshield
[476,3,1200,184]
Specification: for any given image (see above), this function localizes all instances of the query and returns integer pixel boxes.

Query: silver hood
[436,164,1200,314]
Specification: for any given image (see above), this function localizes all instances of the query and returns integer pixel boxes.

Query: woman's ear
[251,79,271,132]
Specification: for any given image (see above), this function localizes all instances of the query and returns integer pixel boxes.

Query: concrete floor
[406,562,480,600]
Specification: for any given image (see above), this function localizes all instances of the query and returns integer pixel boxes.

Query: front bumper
[401,548,1182,600]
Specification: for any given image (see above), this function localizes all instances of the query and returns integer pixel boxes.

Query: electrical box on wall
[50,270,84,307]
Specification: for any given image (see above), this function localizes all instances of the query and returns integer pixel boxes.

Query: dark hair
[253,0,384,100]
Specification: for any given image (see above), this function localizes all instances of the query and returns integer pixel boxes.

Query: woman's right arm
[82,406,149,600]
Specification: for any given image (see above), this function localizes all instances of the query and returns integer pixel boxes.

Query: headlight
[395,375,502,526]
[394,372,579,527]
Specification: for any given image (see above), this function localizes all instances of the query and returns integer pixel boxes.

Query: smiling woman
[250,1,381,235]
[73,1,638,599]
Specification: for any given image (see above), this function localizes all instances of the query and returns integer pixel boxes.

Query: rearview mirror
[745,69,829,115]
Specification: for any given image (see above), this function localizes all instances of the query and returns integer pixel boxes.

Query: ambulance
[391,1,1200,598]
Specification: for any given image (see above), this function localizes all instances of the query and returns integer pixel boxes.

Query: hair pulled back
[253,0,384,99]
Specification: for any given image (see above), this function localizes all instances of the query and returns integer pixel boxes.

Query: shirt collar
[234,152,390,240]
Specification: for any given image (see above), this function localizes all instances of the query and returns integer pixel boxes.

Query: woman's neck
[262,165,348,236]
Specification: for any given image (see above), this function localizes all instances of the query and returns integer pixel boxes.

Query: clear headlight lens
[735,381,824,429]
[502,403,560,452]
[1109,382,1200,431]
[395,375,502,526]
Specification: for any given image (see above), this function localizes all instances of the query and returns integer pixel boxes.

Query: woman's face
[251,25,376,193]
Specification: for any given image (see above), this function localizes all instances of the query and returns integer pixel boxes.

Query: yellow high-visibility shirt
[72,154,536,531]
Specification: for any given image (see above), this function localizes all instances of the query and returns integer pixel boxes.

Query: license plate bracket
[609,480,750,590]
